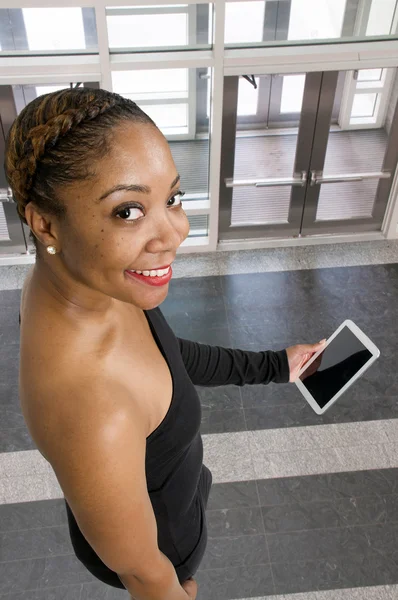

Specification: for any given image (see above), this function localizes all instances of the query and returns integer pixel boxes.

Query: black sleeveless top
[21,307,289,582]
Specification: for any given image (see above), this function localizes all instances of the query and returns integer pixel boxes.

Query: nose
[145,211,184,255]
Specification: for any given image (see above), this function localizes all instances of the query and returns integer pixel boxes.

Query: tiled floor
[1,243,398,599]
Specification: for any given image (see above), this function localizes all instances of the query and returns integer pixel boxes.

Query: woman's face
[52,121,190,310]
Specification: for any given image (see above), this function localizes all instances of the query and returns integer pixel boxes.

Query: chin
[132,286,169,311]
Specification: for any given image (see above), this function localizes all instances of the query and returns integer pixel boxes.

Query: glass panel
[366,0,397,35]
[187,215,208,237]
[113,68,210,201]
[231,73,305,226]
[316,180,378,220]
[224,0,398,47]
[316,83,388,222]
[237,77,259,116]
[351,93,377,118]
[280,75,305,113]
[0,203,10,241]
[357,68,383,82]
[0,8,98,52]
[288,0,346,40]
[225,1,265,44]
[106,5,212,51]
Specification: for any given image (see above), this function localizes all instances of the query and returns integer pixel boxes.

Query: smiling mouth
[126,265,171,277]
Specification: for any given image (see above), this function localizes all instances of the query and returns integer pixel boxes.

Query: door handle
[310,171,391,186]
[0,188,13,202]
[225,171,307,188]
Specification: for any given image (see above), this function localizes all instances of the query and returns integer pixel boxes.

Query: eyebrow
[96,174,181,202]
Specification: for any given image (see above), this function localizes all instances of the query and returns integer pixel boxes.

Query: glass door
[219,71,323,239]
[301,68,398,235]
[219,67,398,241]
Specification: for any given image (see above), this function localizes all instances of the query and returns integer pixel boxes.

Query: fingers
[312,339,327,351]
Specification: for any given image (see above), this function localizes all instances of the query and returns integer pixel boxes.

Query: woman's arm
[41,376,194,600]
[177,337,290,387]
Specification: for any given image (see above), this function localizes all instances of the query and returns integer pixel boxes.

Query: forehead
[105,121,175,182]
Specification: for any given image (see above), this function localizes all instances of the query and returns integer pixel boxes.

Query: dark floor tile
[0,289,21,308]
[221,270,318,310]
[271,550,398,594]
[0,324,20,348]
[243,402,325,431]
[200,408,246,435]
[240,383,298,408]
[0,499,67,533]
[0,584,82,599]
[257,469,398,506]
[261,494,398,534]
[206,507,264,538]
[207,481,259,511]
[0,426,36,452]
[80,581,128,599]
[267,522,398,564]
[229,319,334,351]
[0,554,96,595]
[172,325,232,347]
[0,524,73,562]
[196,386,242,411]
[199,535,269,571]
[0,399,26,429]
[0,343,20,381]
[164,309,229,332]
[195,564,274,600]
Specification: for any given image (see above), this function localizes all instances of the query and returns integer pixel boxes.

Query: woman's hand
[286,340,326,383]
[182,577,198,599]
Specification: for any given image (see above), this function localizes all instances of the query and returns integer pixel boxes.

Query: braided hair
[4,87,155,249]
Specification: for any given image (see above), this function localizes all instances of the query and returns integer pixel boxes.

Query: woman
[5,87,325,600]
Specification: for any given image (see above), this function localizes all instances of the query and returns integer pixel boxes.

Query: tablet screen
[299,325,372,408]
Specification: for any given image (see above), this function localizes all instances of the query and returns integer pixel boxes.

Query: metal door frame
[218,72,323,240]
[0,86,28,255]
[300,70,398,235]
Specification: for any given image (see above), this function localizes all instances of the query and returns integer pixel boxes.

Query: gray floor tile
[202,432,255,483]
[195,564,274,600]
[0,554,96,595]
[0,289,21,307]
[207,507,264,538]
[199,535,269,571]
[201,408,246,435]
[171,324,232,347]
[80,581,128,599]
[261,494,398,533]
[196,386,242,411]
[0,427,36,453]
[207,481,259,511]
[271,551,398,594]
[256,469,398,506]
[267,522,398,564]
[0,499,67,532]
[0,524,73,561]
[0,584,82,599]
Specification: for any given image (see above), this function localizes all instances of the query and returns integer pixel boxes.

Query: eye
[115,205,144,221]
[167,191,185,208]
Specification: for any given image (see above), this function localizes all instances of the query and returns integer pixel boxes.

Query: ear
[24,202,59,248]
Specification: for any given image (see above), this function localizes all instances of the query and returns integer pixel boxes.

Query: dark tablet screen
[299,326,373,408]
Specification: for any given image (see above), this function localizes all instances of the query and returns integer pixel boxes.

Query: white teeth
[129,266,170,277]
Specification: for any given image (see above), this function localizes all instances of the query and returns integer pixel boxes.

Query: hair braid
[6,91,123,223]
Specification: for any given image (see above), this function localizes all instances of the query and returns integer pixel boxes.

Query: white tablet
[295,320,380,415]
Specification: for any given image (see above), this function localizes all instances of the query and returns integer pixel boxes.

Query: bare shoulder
[19,291,148,462]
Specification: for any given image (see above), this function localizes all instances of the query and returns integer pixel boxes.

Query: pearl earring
[46,246,57,255]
